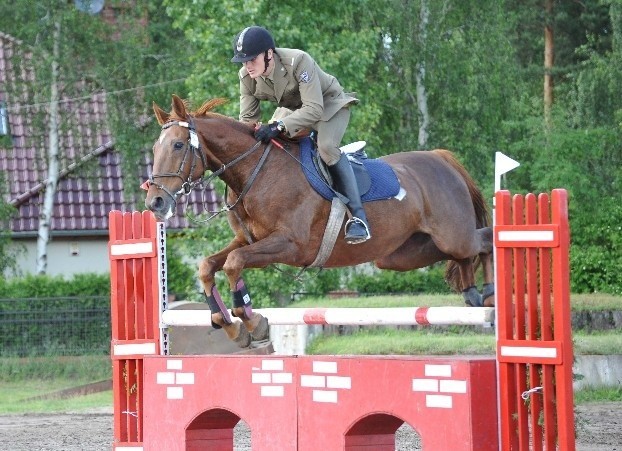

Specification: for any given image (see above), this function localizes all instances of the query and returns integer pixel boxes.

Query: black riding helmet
[231,26,275,63]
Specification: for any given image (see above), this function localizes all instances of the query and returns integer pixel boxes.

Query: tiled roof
[0,31,219,235]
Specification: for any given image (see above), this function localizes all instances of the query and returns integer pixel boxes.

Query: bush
[165,244,199,301]
[0,275,109,357]
[167,215,344,307]
[350,264,451,294]
[0,273,110,298]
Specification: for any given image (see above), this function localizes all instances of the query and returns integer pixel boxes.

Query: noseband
[148,118,208,203]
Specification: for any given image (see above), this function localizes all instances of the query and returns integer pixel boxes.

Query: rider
[230,25,371,244]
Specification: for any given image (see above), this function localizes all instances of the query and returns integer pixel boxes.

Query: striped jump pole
[162,306,495,327]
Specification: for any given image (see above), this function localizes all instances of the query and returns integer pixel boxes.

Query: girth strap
[308,197,347,268]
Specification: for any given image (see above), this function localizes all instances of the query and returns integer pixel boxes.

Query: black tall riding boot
[328,154,371,244]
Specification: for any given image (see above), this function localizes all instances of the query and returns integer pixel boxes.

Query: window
[0,102,7,136]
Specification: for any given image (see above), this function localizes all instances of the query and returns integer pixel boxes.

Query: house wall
[9,236,110,277]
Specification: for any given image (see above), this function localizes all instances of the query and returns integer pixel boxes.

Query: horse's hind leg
[443,227,494,307]
[477,227,495,306]
[455,258,483,307]
[480,250,495,307]
[459,228,494,307]
[375,233,451,270]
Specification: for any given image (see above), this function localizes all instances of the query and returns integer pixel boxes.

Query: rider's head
[231,26,275,75]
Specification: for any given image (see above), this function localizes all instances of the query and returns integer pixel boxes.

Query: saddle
[298,136,402,202]
[315,141,371,195]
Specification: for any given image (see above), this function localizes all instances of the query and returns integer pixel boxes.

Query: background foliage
[1,1,621,297]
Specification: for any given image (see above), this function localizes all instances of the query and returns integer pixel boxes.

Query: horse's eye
[173,141,184,150]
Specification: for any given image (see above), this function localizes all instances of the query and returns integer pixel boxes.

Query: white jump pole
[161,306,495,327]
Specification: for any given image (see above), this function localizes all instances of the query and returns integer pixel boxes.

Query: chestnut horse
[145,95,494,347]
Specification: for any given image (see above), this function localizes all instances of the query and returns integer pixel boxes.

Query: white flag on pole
[495,152,520,192]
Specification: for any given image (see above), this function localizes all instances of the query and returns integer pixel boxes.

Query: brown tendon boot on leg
[328,154,371,244]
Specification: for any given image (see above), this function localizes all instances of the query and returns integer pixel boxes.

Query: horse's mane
[193,98,229,117]
[191,97,255,135]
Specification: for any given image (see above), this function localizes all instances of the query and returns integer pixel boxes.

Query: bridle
[147,118,271,219]
[147,118,208,203]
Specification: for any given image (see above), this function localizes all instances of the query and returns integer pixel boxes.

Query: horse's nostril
[150,196,165,211]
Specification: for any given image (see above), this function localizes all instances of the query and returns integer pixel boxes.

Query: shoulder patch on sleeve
[299,70,310,83]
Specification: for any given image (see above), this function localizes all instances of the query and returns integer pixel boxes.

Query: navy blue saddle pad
[298,137,401,202]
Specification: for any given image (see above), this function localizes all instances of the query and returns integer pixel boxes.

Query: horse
[145,95,494,347]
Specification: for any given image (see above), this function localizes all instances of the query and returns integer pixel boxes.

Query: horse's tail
[433,150,491,292]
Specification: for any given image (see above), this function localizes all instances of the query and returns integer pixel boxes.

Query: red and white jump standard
[108,189,575,450]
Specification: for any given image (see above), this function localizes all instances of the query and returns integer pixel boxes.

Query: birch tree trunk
[415,0,430,149]
[36,20,61,275]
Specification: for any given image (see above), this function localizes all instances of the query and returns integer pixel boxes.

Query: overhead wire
[5,77,187,112]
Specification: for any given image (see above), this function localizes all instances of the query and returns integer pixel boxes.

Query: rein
[196,140,272,233]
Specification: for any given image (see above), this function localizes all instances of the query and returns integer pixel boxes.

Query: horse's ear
[153,102,169,126]
[171,94,188,120]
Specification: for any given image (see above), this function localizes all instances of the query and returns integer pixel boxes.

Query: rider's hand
[254,121,283,143]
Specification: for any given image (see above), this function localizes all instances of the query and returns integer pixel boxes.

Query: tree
[0,1,191,273]
[544,0,554,129]
[163,0,382,145]
[0,173,22,277]
[505,0,622,294]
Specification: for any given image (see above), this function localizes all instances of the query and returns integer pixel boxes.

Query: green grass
[0,355,113,414]
[574,386,622,404]
[306,329,622,356]
[569,293,622,311]
[574,331,622,355]
[292,294,464,308]
[0,379,112,414]
[307,328,496,355]
[291,292,622,311]
[0,355,111,382]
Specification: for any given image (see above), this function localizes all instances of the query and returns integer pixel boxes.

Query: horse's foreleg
[198,238,254,347]
[229,277,270,342]
[221,235,300,342]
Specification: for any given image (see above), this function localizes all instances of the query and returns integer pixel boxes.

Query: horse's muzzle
[146,194,175,221]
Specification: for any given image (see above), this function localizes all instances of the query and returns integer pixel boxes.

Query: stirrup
[344,217,371,244]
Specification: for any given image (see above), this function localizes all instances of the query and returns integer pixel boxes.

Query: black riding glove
[254,121,283,143]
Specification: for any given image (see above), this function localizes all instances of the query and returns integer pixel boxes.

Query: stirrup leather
[344,217,371,244]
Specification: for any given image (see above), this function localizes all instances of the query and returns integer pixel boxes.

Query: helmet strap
[263,49,273,74]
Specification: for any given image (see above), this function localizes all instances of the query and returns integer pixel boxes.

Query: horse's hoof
[462,286,483,307]
[483,296,495,307]
[233,324,252,348]
[249,314,270,341]
[482,283,494,306]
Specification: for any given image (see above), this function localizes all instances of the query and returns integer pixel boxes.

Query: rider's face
[244,50,271,79]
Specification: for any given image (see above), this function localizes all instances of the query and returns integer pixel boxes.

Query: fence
[0,296,110,356]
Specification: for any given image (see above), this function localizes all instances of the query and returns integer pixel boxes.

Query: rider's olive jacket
[238,48,358,137]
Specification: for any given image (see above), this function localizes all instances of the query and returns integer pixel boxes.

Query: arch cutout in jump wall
[345,413,420,450]
[184,409,422,450]
[185,408,241,449]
